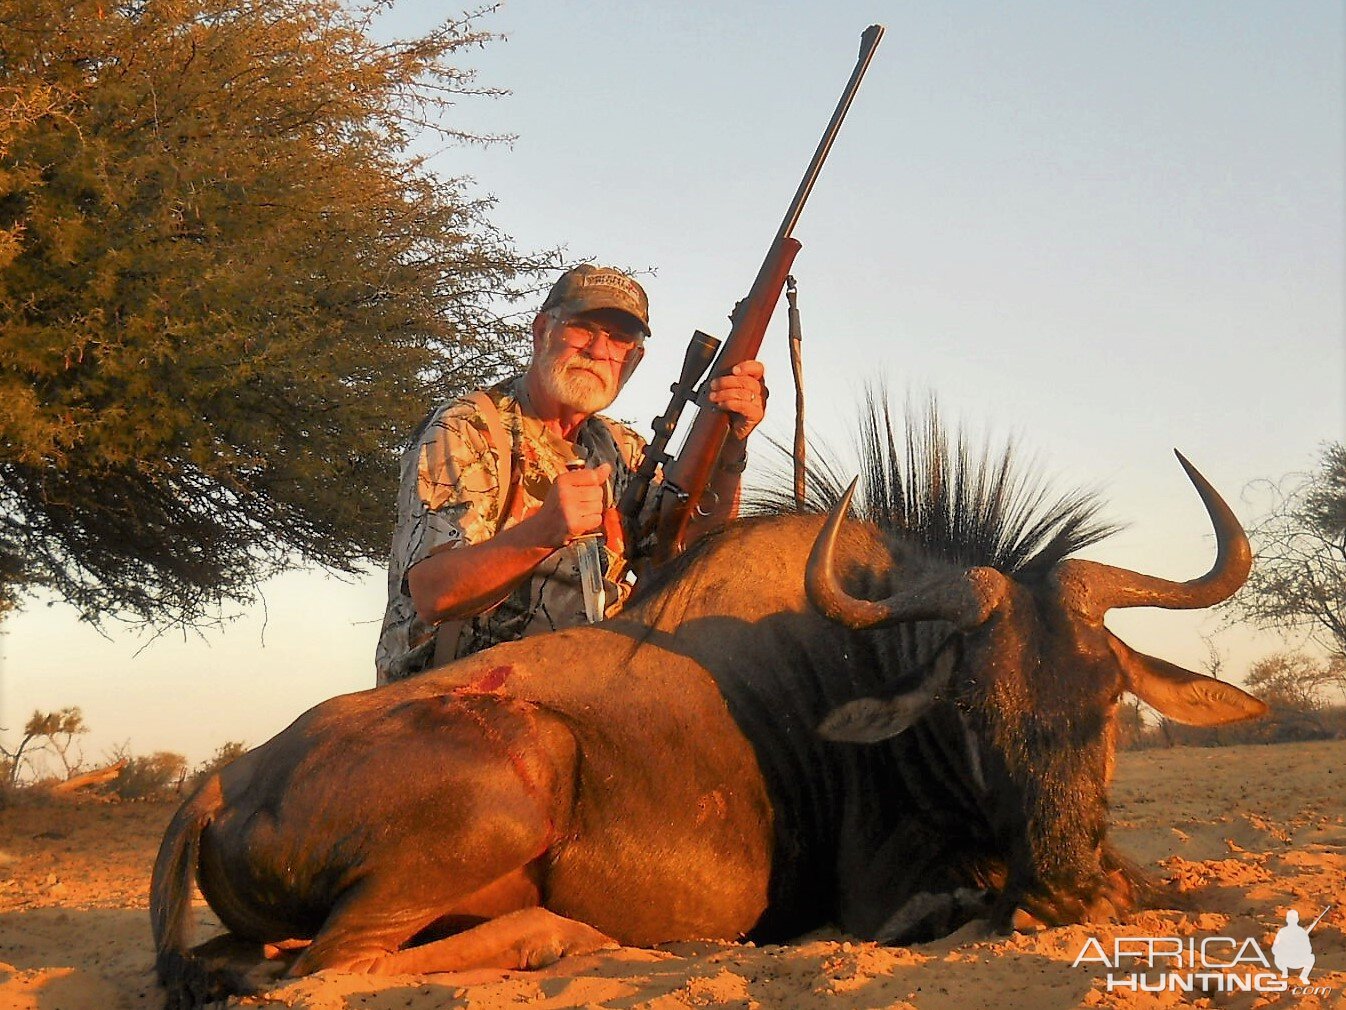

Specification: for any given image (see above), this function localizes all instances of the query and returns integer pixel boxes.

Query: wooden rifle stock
[626,25,884,565]
[653,238,800,558]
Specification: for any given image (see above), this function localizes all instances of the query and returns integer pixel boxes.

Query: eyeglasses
[553,316,644,361]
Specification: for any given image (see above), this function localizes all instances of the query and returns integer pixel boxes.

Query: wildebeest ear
[818,690,938,743]
[818,646,957,743]
[1110,637,1267,726]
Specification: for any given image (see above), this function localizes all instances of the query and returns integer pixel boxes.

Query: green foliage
[0,0,554,625]
[114,749,187,800]
[1226,443,1346,658]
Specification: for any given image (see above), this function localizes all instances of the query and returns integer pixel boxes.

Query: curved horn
[805,477,1009,630]
[1056,451,1251,619]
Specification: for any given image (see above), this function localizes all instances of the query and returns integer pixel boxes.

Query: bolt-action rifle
[618,25,885,565]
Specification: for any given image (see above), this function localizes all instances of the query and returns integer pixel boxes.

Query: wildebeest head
[801,417,1263,929]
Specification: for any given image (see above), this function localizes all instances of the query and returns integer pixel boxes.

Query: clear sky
[2,1,1342,768]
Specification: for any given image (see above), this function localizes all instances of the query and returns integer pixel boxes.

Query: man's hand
[708,360,768,440]
[535,463,612,548]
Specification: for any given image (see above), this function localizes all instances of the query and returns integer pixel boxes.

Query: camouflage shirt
[375,376,648,684]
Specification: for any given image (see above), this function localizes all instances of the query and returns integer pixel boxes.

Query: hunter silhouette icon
[1272,907,1329,984]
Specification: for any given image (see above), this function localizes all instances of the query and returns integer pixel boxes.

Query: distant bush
[187,741,249,791]
[1119,649,1345,751]
[1245,651,1346,714]
[1114,698,1148,750]
[112,751,187,801]
[103,740,248,799]
[2,708,253,801]
[1121,704,1346,750]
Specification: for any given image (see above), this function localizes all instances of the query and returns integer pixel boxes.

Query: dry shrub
[113,751,187,801]
[1121,704,1346,750]
[186,741,248,792]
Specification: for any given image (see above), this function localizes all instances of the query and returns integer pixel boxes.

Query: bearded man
[375,265,767,684]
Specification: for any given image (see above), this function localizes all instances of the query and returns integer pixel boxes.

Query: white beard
[538,357,617,415]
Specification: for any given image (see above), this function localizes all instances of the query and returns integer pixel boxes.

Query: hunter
[375,265,768,684]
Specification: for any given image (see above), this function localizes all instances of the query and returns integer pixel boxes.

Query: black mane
[744,395,1119,581]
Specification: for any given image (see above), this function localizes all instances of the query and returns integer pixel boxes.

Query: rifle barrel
[775,24,885,242]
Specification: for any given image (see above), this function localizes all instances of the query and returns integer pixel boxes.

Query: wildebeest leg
[286,864,537,975]
[184,933,292,994]
[287,869,613,976]
[359,907,614,974]
[874,888,994,943]
[286,704,597,977]
[836,806,988,943]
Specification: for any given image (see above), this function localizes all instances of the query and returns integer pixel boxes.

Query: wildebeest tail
[149,774,242,1009]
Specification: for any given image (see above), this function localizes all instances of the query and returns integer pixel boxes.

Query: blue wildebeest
[151,409,1265,1007]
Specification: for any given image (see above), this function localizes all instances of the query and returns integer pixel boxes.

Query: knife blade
[566,459,608,623]
[573,532,606,623]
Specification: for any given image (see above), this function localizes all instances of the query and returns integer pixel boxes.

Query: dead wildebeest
[151,407,1265,1007]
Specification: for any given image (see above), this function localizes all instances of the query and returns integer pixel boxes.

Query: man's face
[532,308,645,415]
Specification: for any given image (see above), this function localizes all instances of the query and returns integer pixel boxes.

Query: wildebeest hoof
[517,938,564,970]
[263,937,311,960]
[1011,907,1048,932]
[512,914,617,969]
[181,933,285,997]
[1094,867,1136,918]
[875,888,993,944]
[1082,894,1122,923]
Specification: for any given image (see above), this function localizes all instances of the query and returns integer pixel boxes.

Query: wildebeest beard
[966,667,1126,925]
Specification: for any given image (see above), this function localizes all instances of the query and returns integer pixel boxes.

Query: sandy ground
[1,740,1343,1010]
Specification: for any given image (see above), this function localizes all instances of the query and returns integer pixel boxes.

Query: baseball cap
[541,264,650,336]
